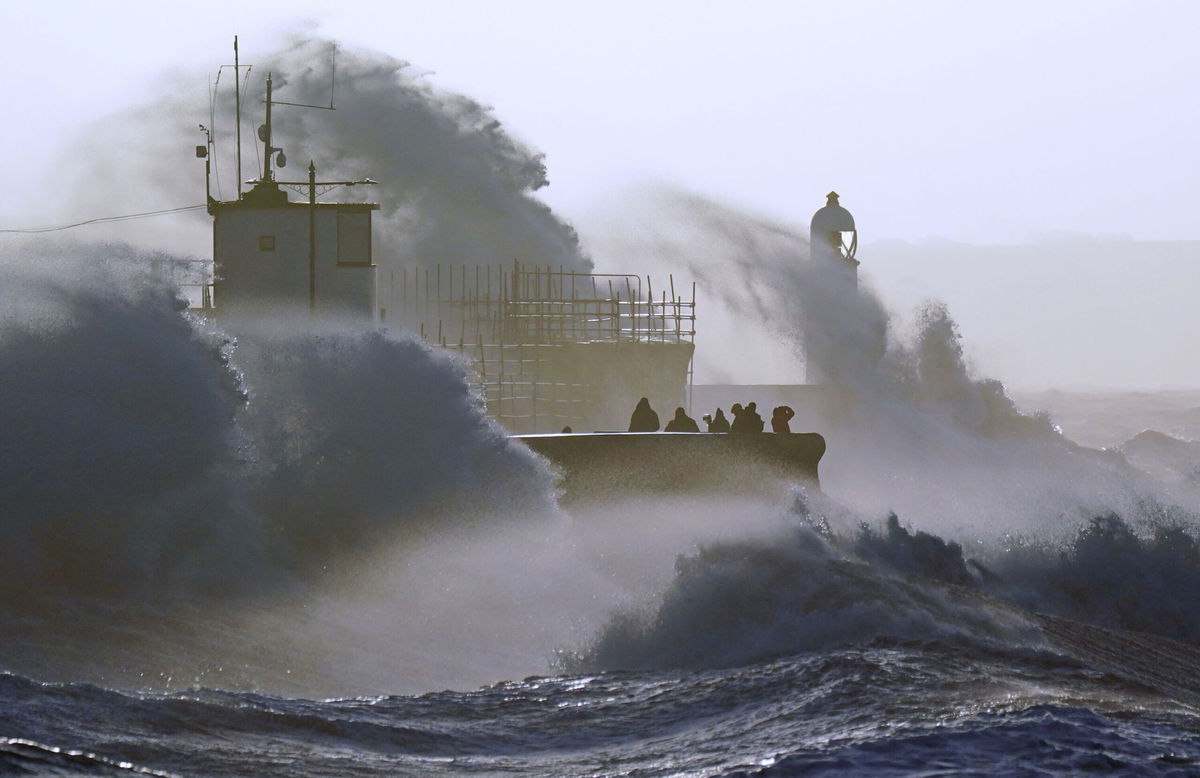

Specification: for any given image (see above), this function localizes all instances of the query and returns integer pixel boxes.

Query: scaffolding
[185,257,698,433]
[385,260,697,433]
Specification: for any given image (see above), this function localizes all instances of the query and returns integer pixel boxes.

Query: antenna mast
[255,49,337,186]
[234,36,242,198]
[262,73,274,181]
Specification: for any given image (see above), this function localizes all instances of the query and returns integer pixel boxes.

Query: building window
[336,211,372,266]
[258,235,276,251]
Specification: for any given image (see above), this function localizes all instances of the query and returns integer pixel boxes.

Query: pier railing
[383,261,696,348]
[182,258,696,433]
[385,261,696,433]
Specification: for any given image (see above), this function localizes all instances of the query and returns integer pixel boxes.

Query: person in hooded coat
[664,406,700,432]
[628,397,660,432]
[744,401,765,433]
[707,408,731,433]
[729,403,749,433]
[771,405,795,433]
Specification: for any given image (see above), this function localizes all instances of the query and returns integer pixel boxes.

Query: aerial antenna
[260,73,280,180]
[234,36,242,198]
[215,38,252,198]
[206,74,222,200]
[269,44,338,111]
[197,124,213,207]
[255,46,337,183]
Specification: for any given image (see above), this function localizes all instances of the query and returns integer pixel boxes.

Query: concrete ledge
[514,432,825,503]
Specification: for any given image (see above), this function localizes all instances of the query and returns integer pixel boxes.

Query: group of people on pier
[627,398,795,434]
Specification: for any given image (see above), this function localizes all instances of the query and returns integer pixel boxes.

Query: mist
[0,237,806,695]
[580,188,1200,540]
[0,240,557,600]
[51,37,590,276]
[3,34,1200,701]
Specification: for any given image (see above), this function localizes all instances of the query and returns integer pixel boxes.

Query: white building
[212,179,378,320]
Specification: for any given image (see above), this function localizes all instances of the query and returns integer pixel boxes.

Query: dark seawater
[4,252,1200,776]
[3,632,1200,777]
[4,504,1200,777]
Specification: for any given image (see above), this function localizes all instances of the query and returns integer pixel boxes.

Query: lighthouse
[803,191,861,385]
[809,191,859,291]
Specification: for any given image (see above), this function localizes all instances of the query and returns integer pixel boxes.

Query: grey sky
[1,1,1197,388]
[3,1,1198,242]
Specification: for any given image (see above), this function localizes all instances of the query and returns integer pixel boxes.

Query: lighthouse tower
[803,191,860,385]
[809,191,859,291]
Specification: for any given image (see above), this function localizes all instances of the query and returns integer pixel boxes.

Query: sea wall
[516,431,824,503]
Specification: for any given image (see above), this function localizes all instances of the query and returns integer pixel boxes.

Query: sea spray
[249,39,589,273]
[5,239,787,695]
[52,37,590,275]
[569,489,1200,674]
[0,240,556,603]
[1,35,1199,777]
[583,189,1199,538]
[566,189,1200,677]
[987,514,1200,642]
[9,37,1200,700]
[229,315,556,573]
[565,491,1044,673]
[0,241,262,599]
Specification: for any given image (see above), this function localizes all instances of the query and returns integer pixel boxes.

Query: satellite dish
[257,124,269,142]
[276,151,287,168]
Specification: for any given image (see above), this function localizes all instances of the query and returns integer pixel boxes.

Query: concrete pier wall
[515,431,824,503]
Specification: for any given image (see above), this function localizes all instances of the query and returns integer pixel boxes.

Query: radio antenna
[329,46,336,109]
[216,37,251,198]
[234,36,242,198]
[270,44,338,111]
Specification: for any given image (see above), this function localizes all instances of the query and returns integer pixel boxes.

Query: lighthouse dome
[809,191,858,265]
[810,191,855,236]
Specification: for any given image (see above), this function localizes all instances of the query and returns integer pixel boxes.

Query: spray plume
[585,188,1197,536]
[0,239,556,604]
[54,37,589,274]
[5,37,1200,690]
[564,188,1200,672]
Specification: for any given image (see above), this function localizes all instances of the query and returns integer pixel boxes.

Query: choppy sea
[4,584,1200,776]
[4,255,1200,776]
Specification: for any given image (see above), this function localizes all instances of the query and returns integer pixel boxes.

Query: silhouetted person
[746,402,765,433]
[771,405,795,434]
[729,403,748,433]
[628,397,660,432]
[707,408,731,433]
[665,407,700,432]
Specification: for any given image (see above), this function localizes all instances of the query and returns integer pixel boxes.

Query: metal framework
[384,260,696,433]
[183,258,698,433]
[187,40,696,433]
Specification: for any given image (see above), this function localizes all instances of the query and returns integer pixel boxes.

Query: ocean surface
[5,486,1200,777]
[4,564,1200,777]
[3,256,1200,776]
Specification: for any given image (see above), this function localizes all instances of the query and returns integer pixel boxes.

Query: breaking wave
[54,37,589,274]
[569,489,1200,673]
[567,197,1200,673]
[0,241,555,604]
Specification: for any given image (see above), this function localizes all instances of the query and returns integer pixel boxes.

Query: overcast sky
[3,0,1198,242]
[1,1,1197,388]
